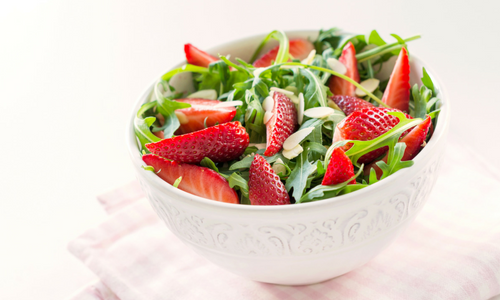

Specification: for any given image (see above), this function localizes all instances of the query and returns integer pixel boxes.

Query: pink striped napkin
[67,136,500,300]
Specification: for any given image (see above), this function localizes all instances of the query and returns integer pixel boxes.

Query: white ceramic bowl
[127,30,450,285]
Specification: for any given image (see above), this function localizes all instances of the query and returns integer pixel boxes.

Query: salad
[135,28,441,205]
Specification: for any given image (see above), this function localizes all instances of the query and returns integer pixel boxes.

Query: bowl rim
[126,29,450,211]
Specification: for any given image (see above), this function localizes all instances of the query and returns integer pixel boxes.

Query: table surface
[1,0,499,299]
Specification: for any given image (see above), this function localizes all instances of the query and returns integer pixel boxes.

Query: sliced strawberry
[264,92,298,156]
[328,42,360,97]
[381,47,410,112]
[146,121,249,164]
[322,147,357,185]
[142,154,239,204]
[184,43,218,68]
[365,115,432,180]
[331,95,375,116]
[253,39,315,68]
[174,99,236,135]
[332,107,413,164]
[248,154,290,205]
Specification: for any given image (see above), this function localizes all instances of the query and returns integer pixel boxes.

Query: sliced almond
[263,111,274,124]
[298,93,305,125]
[282,144,303,160]
[284,86,298,95]
[248,143,267,150]
[214,100,243,108]
[289,94,300,105]
[283,127,314,150]
[270,87,295,96]
[187,89,218,100]
[327,58,347,75]
[300,49,316,65]
[304,107,336,119]
[272,158,287,175]
[262,96,274,112]
[327,99,341,110]
[175,111,189,124]
[355,78,380,97]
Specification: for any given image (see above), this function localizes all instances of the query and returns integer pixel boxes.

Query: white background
[1,0,499,299]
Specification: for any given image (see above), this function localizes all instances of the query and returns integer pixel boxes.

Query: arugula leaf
[367,143,414,184]
[338,184,369,195]
[421,67,436,96]
[300,68,328,108]
[155,92,191,138]
[134,101,161,152]
[244,98,266,142]
[298,167,363,203]
[229,151,284,170]
[200,157,219,173]
[411,84,432,119]
[285,148,316,201]
[368,30,386,46]
[227,172,250,204]
[326,112,423,167]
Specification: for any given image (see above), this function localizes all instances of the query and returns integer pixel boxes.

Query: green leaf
[368,30,386,46]
[285,148,316,201]
[390,33,405,45]
[338,184,369,195]
[173,176,182,188]
[411,84,432,119]
[366,143,414,184]
[421,67,436,96]
[155,93,191,138]
[300,68,328,108]
[227,173,250,204]
[229,151,284,170]
[326,112,423,167]
[200,157,219,173]
[298,167,363,203]
[134,116,161,152]
[244,98,266,142]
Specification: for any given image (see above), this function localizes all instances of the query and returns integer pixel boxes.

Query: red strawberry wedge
[332,107,413,164]
[264,92,298,156]
[174,99,236,135]
[329,42,360,97]
[146,121,249,164]
[142,154,239,204]
[253,39,315,68]
[249,154,290,205]
[365,115,432,180]
[381,47,410,112]
[331,95,375,116]
[322,147,357,185]
[184,43,219,68]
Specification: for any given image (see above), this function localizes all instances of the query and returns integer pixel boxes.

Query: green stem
[356,35,421,62]
[161,64,209,81]
[282,62,388,107]
[357,45,403,63]
[249,30,289,64]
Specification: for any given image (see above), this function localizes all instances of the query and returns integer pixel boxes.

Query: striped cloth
[67,136,500,300]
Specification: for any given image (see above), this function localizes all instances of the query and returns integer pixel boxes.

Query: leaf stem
[356,35,421,62]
